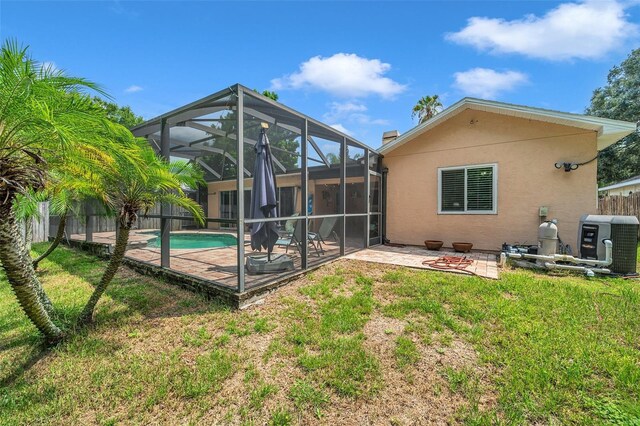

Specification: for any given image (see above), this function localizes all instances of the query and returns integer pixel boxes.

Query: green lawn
[1,244,639,425]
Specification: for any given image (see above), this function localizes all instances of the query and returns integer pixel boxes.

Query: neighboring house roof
[380,97,637,154]
[598,175,640,192]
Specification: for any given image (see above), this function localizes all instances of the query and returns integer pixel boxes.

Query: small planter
[424,240,444,251]
[452,242,473,253]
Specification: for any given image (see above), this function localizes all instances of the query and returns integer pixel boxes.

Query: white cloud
[453,68,528,98]
[446,0,637,60]
[271,53,406,98]
[329,123,353,136]
[124,85,143,93]
[324,101,390,128]
[324,101,367,121]
[323,101,367,123]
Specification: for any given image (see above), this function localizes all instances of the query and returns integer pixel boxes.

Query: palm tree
[30,170,92,269]
[411,95,443,124]
[11,190,57,314]
[29,186,74,270]
[77,141,205,325]
[0,40,131,343]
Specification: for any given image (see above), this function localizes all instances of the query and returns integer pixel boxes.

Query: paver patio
[69,229,348,290]
[345,244,499,279]
[69,231,498,290]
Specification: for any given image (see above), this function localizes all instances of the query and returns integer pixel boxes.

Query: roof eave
[599,177,640,191]
[380,97,637,155]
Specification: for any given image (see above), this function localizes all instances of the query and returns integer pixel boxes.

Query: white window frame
[437,163,498,215]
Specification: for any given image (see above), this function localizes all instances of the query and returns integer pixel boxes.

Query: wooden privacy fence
[598,192,640,222]
[19,202,49,244]
[49,203,193,239]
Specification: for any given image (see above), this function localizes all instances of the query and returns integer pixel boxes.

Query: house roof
[379,97,637,154]
[598,175,640,192]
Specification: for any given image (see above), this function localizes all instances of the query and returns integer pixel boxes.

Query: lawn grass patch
[1,246,639,424]
[378,266,640,424]
[269,407,293,425]
[249,382,278,410]
[289,379,329,417]
[285,273,382,398]
[395,335,420,368]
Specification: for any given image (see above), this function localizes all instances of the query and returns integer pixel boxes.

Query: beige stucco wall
[206,174,303,230]
[384,109,599,251]
[206,174,366,230]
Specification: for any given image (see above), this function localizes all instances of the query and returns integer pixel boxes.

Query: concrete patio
[345,244,499,279]
[68,231,498,300]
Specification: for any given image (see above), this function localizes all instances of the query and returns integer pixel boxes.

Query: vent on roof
[382,130,400,145]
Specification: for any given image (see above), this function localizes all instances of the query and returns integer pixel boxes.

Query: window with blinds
[439,164,496,214]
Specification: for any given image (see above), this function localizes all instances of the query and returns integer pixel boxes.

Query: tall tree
[77,141,205,325]
[412,95,443,124]
[199,90,299,180]
[259,90,278,101]
[91,96,144,128]
[586,48,640,186]
[0,40,135,343]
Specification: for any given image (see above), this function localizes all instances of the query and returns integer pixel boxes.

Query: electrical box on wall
[539,206,548,217]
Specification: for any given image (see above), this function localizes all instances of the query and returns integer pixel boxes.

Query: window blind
[466,167,493,211]
[439,164,496,213]
[441,169,465,211]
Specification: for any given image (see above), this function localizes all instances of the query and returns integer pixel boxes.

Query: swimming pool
[144,232,237,249]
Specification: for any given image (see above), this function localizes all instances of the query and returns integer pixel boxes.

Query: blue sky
[1,0,639,148]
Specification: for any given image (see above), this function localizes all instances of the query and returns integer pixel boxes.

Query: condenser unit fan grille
[611,224,638,274]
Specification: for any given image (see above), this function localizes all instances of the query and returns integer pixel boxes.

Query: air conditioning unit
[579,215,639,274]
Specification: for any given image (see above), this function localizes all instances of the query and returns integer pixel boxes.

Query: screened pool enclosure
[63,85,382,293]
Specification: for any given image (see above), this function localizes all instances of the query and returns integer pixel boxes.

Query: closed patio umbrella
[249,127,279,261]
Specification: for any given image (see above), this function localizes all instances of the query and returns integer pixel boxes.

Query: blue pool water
[143,231,237,249]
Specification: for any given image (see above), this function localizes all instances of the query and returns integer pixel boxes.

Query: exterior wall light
[555,154,598,172]
[555,162,579,172]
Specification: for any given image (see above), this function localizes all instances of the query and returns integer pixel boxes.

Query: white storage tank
[538,221,558,257]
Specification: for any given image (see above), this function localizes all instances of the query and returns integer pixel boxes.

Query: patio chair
[278,219,322,257]
[309,216,339,248]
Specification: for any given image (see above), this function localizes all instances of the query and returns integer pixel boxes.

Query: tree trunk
[33,213,66,270]
[16,213,56,316]
[0,205,63,344]
[77,224,130,325]
[24,217,33,252]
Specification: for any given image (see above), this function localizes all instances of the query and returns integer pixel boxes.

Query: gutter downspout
[381,165,388,244]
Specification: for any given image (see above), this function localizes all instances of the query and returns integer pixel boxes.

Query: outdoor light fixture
[555,162,579,172]
[555,154,598,173]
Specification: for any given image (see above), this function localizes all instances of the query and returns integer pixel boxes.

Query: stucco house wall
[206,174,366,230]
[383,109,599,251]
[206,174,303,229]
